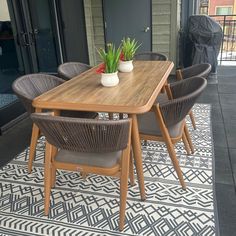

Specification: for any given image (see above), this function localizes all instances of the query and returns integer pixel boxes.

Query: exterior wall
[84,0,105,65]
[85,0,180,68]
[209,0,235,15]
[152,0,171,59]
[152,0,180,70]
[84,0,96,65]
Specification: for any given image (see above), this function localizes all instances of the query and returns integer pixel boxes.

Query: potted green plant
[118,37,141,72]
[96,43,121,87]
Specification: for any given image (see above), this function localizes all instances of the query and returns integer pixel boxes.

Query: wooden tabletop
[33,61,174,114]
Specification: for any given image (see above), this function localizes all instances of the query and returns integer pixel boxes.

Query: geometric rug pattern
[0,104,216,235]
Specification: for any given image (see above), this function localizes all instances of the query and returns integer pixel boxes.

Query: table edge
[33,62,174,114]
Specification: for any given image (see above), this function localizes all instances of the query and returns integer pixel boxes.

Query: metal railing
[210,14,236,65]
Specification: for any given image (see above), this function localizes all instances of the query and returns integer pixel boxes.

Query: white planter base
[118,60,133,72]
[101,72,119,87]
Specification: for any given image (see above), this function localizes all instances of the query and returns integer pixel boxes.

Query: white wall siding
[84,0,96,65]
[84,0,105,65]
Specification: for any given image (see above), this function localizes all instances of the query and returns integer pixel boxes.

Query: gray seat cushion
[55,149,122,168]
[138,111,184,138]
[155,93,169,104]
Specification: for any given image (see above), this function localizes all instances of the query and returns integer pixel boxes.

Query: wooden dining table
[33,60,174,200]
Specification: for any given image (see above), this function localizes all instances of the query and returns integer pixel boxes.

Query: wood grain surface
[33,61,174,114]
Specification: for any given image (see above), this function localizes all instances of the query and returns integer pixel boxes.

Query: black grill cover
[188,15,223,73]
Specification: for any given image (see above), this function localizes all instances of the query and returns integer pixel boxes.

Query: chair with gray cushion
[138,76,207,189]
[12,74,97,173]
[175,63,211,129]
[134,52,168,61]
[58,62,92,80]
[156,63,211,130]
[31,113,132,231]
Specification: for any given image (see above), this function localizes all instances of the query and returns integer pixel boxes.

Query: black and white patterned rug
[0,104,217,236]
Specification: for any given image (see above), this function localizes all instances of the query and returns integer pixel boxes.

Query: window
[216,6,233,15]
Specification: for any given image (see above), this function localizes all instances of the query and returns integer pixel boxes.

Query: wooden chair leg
[28,123,40,173]
[119,148,130,231]
[182,132,191,155]
[129,151,135,186]
[44,142,52,216]
[165,138,186,189]
[51,146,57,188]
[81,172,87,180]
[108,113,113,120]
[189,110,196,130]
[184,124,194,154]
[154,106,186,189]
[176,69,183,80]
[51,166,56,188]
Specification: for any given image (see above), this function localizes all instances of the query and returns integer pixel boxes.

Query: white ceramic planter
[101,71,119,87]
[118,60,133,72]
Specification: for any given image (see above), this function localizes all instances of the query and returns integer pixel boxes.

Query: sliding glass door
[0,0,61,133]
[9,0,60,73]
[56,0,89,64]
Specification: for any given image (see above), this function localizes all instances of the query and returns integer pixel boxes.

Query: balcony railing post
[220,15,226,65]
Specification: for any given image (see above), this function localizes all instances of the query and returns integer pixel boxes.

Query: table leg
[129,114,146,200]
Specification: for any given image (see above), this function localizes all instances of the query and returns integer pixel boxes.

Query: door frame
[53,0,67,62]
[48,0,64,66]
[102,0,153,51]
[7,0,63,73]
[7,0,31,73]
[54,0,89,63]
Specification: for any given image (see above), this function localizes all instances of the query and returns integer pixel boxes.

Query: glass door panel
[0,0,26,93]
[0,0,27,132]
[27,0,59,72]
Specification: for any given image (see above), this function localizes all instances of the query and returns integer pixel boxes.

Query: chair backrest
[134,52,168,61]
[58,62,92,80]
[31,114,131,153]
[182,63,212,79]
[160,76,207,126]
[12,74,64,114]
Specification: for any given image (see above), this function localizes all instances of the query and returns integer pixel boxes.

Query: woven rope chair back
[182,63,212,79]
[134,52,168,61]
[12,74,64,114]
[160,76,207,127]
[58,62,92,80]
[31,114,131,153]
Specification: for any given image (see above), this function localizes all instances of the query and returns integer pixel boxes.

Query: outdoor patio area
[0,66,235,235]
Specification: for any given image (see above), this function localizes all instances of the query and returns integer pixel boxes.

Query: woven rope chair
[175,63,211,130]
[31,114,132,231]
[176,63,212,81]
[157,63,211,130]
[134,52,168,61]
[58,62,92,81]
[12,74,98,173]
[138,77,207,189]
